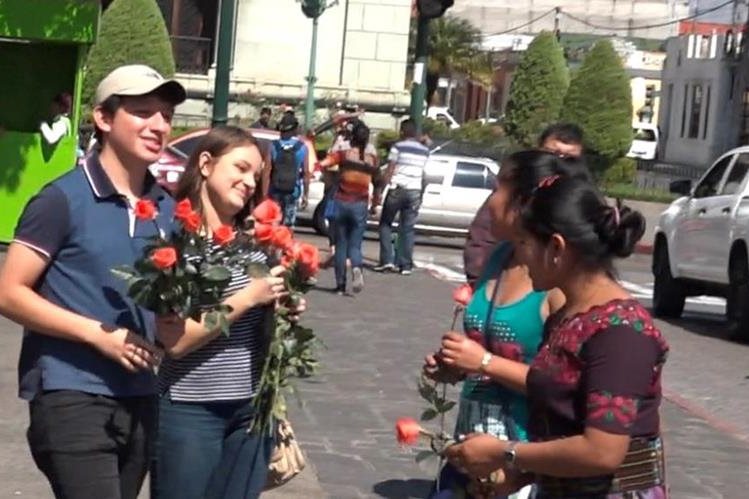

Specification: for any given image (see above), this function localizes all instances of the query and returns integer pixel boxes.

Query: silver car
[296,154,500,237]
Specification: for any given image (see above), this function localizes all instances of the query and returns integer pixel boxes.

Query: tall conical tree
[560,40,632,171]
[504,32,569,147]
[82,0,175,107]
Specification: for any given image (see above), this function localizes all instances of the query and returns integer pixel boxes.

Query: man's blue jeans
[378,188,421,271]
[153,397,272,499]
[269,192,298,227]
[333,198,368,288]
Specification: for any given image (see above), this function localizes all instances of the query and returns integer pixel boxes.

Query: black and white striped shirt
[158,249,269,401]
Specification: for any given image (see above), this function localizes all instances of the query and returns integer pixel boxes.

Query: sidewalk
[2,249,749,498]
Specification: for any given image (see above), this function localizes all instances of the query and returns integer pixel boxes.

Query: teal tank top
[455,243,546,442]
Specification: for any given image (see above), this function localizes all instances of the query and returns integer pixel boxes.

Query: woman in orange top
[318,121,379,295]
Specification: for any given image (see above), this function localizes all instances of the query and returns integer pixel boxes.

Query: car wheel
[312,200,329,237]
[652,242,686,318]
[727,250,749,341]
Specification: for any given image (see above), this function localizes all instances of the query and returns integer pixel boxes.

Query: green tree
[82,0,175,107]
[425,16,481,105]
[560,39,632,172]
[504,32,569,147]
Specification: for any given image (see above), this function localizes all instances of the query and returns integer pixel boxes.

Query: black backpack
[271,140,303,194]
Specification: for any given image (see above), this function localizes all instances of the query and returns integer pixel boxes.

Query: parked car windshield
[633,128,656,141]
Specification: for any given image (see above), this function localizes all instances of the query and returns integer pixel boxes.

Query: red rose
[395,417,422,446]
[174,198,193,221]
[182,212,202,233]
[134,199,157,220]
[252,199,282,225]
[295,243,320,277]
[151,247,177,269]
[452,284,473,307]
[281,255,294,269]
[271,226,293,249]
[213,225,235,246]
[254,223,273,244]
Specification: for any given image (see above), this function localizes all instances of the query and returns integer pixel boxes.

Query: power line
[561,0,735,32]
[481,8,556,38]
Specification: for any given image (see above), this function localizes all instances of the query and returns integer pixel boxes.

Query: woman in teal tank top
[424,151,577,498]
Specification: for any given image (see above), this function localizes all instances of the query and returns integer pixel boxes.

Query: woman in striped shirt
[153,126,292,499]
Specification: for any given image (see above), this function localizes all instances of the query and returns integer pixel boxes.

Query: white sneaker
[373,263,396,273]
[352,267,364,293]
[400,269,412,276]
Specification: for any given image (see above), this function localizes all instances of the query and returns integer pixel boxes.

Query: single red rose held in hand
[294,243,320,277]
[271,226,293,249]
[134,199,157,220]
[395,417,423,446]
[254,223,273,244]
[174,198,193,221]
[151,247,177,269]
[252,199,282,225]
[452,284,473,307]
[182,212,202,233]
[213,225,235,246]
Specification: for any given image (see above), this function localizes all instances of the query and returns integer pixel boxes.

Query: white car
[652,146,749,339]
[627,123,659,161]
[426,106,461,130]
[296,154,500,236]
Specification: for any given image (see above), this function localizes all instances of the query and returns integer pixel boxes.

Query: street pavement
[2,234,749,498]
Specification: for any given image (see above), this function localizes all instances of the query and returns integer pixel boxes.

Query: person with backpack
[269,114,309,227]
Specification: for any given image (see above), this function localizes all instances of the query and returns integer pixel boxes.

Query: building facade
[157,0,412,129]
[658,29,749,169]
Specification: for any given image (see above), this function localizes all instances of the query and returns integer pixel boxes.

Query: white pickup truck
[652,146,749,340]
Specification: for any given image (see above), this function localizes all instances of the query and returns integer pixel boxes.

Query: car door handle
[698,208,707,215]
[424,185,442,194]
[722,207,731,214]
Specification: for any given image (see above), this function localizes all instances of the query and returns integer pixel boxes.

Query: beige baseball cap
[95,64,186,106]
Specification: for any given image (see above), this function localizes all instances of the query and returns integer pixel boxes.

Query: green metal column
[304,16,320,131]
[212,0,236,127]
[409,15,430,134]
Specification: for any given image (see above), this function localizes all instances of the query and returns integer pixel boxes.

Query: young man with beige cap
[0,64,185,499]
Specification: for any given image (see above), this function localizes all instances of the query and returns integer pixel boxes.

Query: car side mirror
[669,179,692,196]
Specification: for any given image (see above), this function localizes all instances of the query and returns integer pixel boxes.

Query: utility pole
[408,0,454,134]
[301,0,333,132]
[212,0,236,127]
[409,15,430,134]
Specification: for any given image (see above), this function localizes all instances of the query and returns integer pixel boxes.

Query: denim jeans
[378,187,422,271]
[270,191,298,227]
[27,390,154,499]
[333,198,368,288]
[153,397,272,499]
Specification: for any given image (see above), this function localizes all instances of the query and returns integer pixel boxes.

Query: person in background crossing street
[269,114,309,227]
[374,119,430,276]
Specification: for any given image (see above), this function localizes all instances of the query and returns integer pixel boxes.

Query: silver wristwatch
[504,440,519,468]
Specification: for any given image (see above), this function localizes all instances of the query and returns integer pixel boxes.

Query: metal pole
[409,15,430,135]
[338,0,350,86]
[305,16,320,131]
[212,0,236,127]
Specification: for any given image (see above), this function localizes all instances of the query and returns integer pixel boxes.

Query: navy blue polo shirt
[14,152,176,400]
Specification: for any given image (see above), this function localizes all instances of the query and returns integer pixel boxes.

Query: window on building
[687,34,695,58]
[697,35,711,58]
[156,0,220,74]
[680,84,689,137]
[740,89,749,145]
[703,86,711,140]
[688,84,703,139]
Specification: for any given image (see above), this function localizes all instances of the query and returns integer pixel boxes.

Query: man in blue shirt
[0,65,185,499]
[269,113,309,227]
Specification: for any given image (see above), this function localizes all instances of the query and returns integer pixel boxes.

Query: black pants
[27,390,156,499]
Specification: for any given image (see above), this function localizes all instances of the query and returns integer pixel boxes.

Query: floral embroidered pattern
[587,391,639,428]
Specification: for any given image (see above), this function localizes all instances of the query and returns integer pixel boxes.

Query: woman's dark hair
[53,92,72,114]
[350,121,370,160]
[175,125,260,227]
[499,149,592,207]
[520,175,646,271]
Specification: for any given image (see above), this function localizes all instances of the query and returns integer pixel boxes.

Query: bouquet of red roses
[111,198,244,336]
[246,200,322,434]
